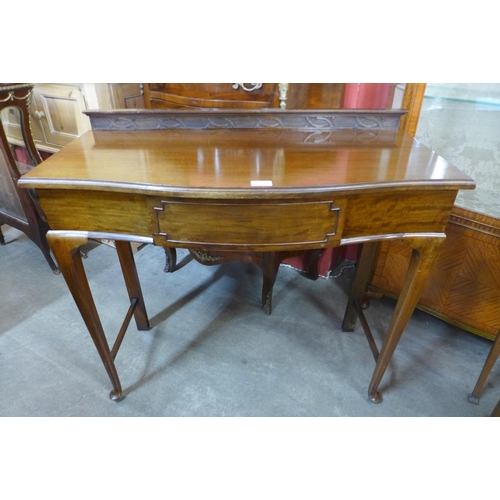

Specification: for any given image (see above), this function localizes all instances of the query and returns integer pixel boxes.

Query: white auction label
[250,180,273,187]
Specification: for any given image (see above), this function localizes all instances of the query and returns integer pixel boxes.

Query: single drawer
[148,197,345,252]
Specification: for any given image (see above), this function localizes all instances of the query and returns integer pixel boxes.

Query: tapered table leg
[366,236,446,403]
[47,231,124,401]
[468,328,500,404]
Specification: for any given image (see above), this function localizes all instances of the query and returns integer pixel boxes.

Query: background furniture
[143,83,349,111]
[1,84,146,155]
[144,83,283,109]
[0,83,58,272]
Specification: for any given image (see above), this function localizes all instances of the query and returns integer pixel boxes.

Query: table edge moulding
[18,108,475,404]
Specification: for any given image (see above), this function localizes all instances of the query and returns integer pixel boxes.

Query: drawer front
[149,198,345,252]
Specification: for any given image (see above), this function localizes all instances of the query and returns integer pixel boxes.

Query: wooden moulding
[83,109,407,132]
[369,205,500,341]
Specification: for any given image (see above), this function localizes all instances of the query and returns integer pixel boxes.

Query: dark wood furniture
[143,84,348,312]
[142,83,401,310]
[143,83,348,111]
[144,83,282,109]
[18,108,474,403]
[143,83,284,309]
[0,83,58,272]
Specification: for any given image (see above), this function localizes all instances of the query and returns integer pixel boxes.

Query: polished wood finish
[140,83,412,287]
[19,109,474,403]
[370,205,500,341]
[144,83,280,109]
[141,83,324,299]
[45,231,124,400]
[86,107,405,313]
[0,83,58,272]
[144,83,348,111]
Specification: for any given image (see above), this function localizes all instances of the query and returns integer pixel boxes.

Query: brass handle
[232,83,263,92]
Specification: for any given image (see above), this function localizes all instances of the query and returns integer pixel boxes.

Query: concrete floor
[0,224,498,417]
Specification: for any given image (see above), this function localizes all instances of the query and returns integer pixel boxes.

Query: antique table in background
[18,109,475,403]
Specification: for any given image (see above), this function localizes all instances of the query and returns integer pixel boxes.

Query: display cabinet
[0,83,58,271]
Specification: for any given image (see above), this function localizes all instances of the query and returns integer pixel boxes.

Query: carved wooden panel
[85,109,406,132]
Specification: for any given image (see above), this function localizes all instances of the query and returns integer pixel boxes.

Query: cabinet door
[31,84,91,152]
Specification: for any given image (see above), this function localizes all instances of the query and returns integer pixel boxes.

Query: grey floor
[0,224,498,417]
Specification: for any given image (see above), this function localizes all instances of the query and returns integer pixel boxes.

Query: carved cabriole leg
[367,236,446,403]
[115,240,150,331]
[468,328,500,404]
[47,232,124,401]
[342,241,380,332]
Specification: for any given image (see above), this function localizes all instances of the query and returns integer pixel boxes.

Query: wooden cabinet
[30,84,91,153]
[0,83,58,271]
[143,83,347,110]
[144,83,281,109]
